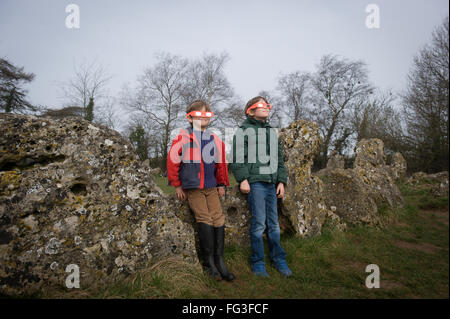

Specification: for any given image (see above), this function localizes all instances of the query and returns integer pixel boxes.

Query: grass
[53,179,450,298]
[152,173,175,195]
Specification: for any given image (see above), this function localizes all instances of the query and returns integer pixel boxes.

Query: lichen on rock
[317,138,405,225]
[278,120,346,237]
[0,113,198,296]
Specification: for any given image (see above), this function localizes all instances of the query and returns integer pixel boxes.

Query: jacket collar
[244,115,271,128]
[182,126,215,146]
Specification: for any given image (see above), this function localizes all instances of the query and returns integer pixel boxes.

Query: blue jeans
[247,182,287,268]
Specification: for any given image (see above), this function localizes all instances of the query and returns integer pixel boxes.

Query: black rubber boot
[197,223,222,281]
[214,225,236,281]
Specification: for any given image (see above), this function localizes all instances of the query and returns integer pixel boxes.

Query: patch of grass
[318,174,330,184]
[377,202,390,216]
[152,173,175,194]
[418,196,449,210]
[228,173,238,187]
[398,183,449,210]
[93,257,212,299]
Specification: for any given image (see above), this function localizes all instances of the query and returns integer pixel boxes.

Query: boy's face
[249,100,270,121]
[188,106,210,130]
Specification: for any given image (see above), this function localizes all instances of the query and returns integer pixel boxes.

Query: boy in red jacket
[167,100,234,281]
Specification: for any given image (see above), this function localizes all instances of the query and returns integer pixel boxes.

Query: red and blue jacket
[167,126,230,190]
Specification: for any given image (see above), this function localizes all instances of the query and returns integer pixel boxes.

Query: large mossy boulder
[0,113,198,296]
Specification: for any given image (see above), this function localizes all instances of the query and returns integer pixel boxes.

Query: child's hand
[176,186,186,201]
[240,179,251,194]
[217,186,225,197]
[276,183,285,198]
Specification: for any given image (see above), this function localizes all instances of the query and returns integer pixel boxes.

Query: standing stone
[0,113,198,296]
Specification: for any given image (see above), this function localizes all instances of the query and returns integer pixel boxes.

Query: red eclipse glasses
[246,101,272,114]
[186,110,214,119]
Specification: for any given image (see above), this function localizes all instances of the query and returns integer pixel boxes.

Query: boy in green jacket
[230,96,292,277]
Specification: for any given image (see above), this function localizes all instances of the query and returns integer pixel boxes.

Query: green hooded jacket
[229,115,288,185]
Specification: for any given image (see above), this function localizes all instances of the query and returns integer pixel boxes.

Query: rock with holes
[353,139,403,208]
[325,151,345,170]
[278,120,346,237]
[319,168,379,225]
[317,138,404,225]
[0,113,198,297]
[217,186,252,245]
[389,152,407,182]
[169,186,253,247]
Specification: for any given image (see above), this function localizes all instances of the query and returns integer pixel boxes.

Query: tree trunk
[321,114,339,168]
[5,89,14,113]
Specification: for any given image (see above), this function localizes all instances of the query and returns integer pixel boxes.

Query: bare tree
[183,52,233,104]
[402,16,449,173]
[276,71,310,125]
[309,54,373,167]
[124,53,189,171]
[215,96,246,129]
[59,59,112,122]
[93,94,120,130]
[350,89,405,154]
[182,52,234,128]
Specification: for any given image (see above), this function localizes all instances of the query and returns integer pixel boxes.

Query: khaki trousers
[186,188,225,227]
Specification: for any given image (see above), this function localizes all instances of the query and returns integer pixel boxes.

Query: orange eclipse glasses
[246,101,272,114]
[186,110,214,119]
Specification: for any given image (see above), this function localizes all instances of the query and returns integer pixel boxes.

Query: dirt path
[420,208,449,226]
[392,240,441,254]
[392,206,448,253]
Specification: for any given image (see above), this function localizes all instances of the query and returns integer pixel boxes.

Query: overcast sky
[1,0,448,127]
